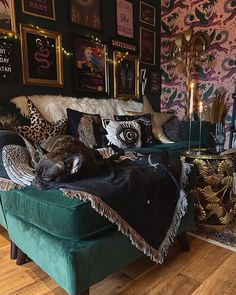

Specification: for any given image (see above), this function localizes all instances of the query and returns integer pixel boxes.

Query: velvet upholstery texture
[3,197,194,295]
[2,188,113,240]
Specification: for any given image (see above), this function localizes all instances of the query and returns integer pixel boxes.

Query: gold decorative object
[182,149,236,227]
[171,29,210,118]
[204,88,228,124]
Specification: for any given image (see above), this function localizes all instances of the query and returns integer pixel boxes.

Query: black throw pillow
[66,108,108,148]
[0,130,25,179]
[114,113,156,147]
[163,117,185,142]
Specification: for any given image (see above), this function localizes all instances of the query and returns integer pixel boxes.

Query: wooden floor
[0,228,235,295]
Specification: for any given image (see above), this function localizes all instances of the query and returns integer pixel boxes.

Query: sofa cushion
[163,117,185,142]
[103,119,141,149]
[127,140,200,159]
[16,100,67,144]
[114,113,156,147]
[0,130,25,179]
[66,108,107,148]
[1,187,113,240]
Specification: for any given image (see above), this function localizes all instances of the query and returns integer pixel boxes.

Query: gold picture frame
[113,50,139,100]
[0,0,16,33]
[21,0,56,20]
[20,24,63,87]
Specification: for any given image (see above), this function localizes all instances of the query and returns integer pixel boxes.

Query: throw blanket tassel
[61,168,188,264]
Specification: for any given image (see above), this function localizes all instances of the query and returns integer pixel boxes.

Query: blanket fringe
[61,184,188,264]
[0,177,23,191]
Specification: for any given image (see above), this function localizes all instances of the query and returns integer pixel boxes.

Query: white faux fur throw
[11,95,143,122]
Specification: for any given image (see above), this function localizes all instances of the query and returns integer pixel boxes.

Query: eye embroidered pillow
[103,119,141,149]
[114,113,155,147]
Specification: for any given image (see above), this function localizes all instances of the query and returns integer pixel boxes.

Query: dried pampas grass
[204,88,228,124]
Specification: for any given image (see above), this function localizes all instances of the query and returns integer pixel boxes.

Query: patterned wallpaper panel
[160,0,236,141]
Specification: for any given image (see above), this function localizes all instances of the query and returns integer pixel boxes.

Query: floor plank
[0,231,235,295]
[191,253,236,295]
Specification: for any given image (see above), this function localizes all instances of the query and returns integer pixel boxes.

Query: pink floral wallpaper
[160,0,236,144]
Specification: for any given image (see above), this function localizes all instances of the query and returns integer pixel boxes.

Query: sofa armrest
[182,121,212,148]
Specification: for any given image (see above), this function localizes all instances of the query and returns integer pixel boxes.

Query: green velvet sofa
[0,121,211,295]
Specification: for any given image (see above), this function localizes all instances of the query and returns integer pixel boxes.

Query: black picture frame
[0,38,17,81]
[70,0,102,31]
[73,35,108,95]
[20,24,63,87]
[21,0,55,20]
[140,1,156,27]
[140,27,156,65]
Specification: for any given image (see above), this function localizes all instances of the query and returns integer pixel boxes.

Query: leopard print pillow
[17,99,67,144]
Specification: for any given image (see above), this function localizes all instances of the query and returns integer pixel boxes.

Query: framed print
[116,0,133,39]
[140,27,156,65]
[71,0,101,31]
[150,70,160,95]
[0,39,17,80]
[140,2,156,27]
[20,24,63,87]
[73,36,108,94]
[21,0,55,20]
[0,0,16,33]
[113,50,139,99]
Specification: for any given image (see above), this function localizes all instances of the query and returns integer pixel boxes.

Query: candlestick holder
[198,112,202,154]
[188,113,193,154]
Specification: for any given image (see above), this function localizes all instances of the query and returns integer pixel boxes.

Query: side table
[181,149,236,228]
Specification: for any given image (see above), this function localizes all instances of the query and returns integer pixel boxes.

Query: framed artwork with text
[0,0,16,33]
[70,0,101,31]
[73,36,108,95]
[0,39,17,80]
[116,0,133,39]
[21,0,55,20]
[20,24,63,87]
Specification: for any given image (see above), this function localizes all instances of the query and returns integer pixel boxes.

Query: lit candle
[189,82,194,114]
[199,101,203,113]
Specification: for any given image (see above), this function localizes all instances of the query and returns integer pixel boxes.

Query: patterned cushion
[114,113,155,147]
[66,108,107,148]
[16,99,67,144]
[163,117,185,142]
[0,130,25,179]
[2,144,35,186]
[102,119,141,149]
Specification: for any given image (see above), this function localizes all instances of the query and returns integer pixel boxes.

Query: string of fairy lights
[0,25,130,63]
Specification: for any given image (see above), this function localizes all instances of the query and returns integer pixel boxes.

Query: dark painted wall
[0,0,161,110]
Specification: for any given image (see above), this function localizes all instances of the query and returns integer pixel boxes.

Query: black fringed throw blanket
[46,154,188,263]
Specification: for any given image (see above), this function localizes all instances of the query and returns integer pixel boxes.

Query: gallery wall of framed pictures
[0,0,161,105]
